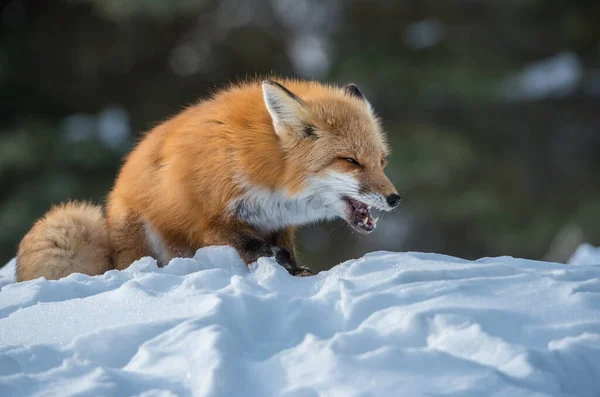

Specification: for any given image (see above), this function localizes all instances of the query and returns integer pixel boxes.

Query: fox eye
[341,157,361,167]
[381,158,388,167]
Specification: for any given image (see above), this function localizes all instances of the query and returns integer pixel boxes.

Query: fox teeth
[373,217,379,223]
[367,206,372,210]
[363,216,369,224]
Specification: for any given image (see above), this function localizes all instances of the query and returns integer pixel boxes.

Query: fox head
[262,80,401,233]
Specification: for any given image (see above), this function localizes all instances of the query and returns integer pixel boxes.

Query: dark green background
[2,0,599,272]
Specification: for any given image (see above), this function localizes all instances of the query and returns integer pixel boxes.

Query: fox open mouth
[342,196,378,234]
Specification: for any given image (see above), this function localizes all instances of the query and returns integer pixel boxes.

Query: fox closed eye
[341,157,361,167]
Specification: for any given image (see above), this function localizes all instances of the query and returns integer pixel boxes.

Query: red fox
[16,79,401,281]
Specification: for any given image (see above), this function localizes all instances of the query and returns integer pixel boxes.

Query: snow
[62,107,131,151]
[1,246,600,397]
[403,18,446,50]
[568,243,600,266]
[503,52,582,100]
[0,258,15,290]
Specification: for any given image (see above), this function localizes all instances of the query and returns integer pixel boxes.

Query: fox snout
[363,171,401,210]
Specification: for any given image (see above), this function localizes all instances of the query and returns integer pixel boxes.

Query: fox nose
[386,194,402,209]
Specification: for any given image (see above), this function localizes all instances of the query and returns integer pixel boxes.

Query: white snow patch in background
[503,52,582,100]
[1,245,600,396]
[97,107,130,150]
[62,106,131,151]
[568,243,600,265]
[288,34,331,78]
[62,114,96,143]
[269,0,339,78]
[404,18,446,50]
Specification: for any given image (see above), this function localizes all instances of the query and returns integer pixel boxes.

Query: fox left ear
[262,80,310,139]
[343,83,374,113]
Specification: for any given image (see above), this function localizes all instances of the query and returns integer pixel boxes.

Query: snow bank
[0,258,16,290]
[568,243,600,266]
[1,246,600,397]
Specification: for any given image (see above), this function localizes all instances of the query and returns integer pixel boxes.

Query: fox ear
[262,80,309,139]
[343,83,365,100]
[343,83,374,112]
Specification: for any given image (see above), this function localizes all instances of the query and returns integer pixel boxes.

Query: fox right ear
[343,83,374,113]
[262,80,309,139]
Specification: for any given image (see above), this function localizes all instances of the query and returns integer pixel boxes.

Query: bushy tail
[17,202,113,281]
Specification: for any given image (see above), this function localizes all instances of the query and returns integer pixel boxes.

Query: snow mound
[568,243,600,266]
[1,246,600,397]
[0,258,16,289]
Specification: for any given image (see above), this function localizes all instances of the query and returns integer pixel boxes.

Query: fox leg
[273,227,312,276]
[273,227,297,262]
[204,226,312,277]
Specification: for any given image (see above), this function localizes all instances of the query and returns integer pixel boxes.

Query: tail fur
[17,202,113,281]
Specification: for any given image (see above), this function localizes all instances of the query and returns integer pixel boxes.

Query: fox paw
[290,267,313,277]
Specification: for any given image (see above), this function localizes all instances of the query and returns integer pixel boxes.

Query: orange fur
[16,78,399,281]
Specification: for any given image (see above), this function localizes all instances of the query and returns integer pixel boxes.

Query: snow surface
[568,244,600,266]
[1,246,600,397]
[0,258,16,290]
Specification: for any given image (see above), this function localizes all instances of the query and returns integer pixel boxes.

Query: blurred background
[1,0,599,272]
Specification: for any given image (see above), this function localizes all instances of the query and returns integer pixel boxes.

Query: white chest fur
[231,187,336,231]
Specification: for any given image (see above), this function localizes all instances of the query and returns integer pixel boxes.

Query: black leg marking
[238,236,312,276]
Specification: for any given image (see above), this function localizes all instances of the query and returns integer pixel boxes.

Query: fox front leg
[272,227,312,276]
[241,236,312,276]
[204,227,312,276]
